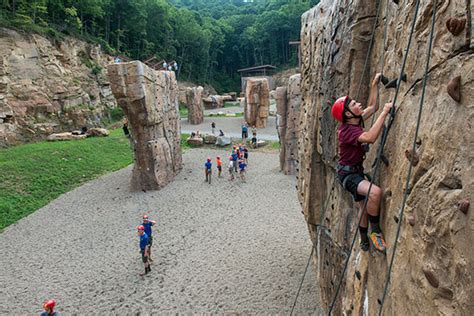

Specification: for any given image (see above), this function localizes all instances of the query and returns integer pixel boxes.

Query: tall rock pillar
[244,78,270,128]
[186,86,204,124]
[283,74,301,175]
[108,61,182,191]
[275,86,288,171]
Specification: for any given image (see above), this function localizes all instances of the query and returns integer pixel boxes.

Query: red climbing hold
[457,199,470,214]
[446,17,466,36]
[447,76,461,102]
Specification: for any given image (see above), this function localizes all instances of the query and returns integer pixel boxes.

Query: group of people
[204,144,249,184]
[241,122,258,148]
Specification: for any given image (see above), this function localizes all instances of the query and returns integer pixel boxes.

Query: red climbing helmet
[137,225,145,231]
[43,299,56,309]
[207,157,211,162]
[332,96,350,122]
[143,215,148,220]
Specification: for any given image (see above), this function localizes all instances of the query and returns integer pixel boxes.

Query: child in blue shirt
[142,215,156,262]
[137,225,150,276]
[204,157,212,184]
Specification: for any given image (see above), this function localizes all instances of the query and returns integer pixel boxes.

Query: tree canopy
[0,0,319,92]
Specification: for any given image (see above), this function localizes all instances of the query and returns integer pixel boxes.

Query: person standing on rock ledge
[332,73,394,253]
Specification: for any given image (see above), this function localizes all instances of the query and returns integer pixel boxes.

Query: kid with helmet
[216,156,222,178]
[331,73,393,253]
[137,225,151,276]
[228,156,235,181]
[41,299,58,316]
[142,215,156,262]
[204,157,212,184]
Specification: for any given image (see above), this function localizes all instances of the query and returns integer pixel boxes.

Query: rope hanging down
[377,1,438,314]
[328,0,422,314]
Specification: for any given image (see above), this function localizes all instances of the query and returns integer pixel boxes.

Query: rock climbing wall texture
[186,86,204,125]
[108,61,182,191]
[244,78,270,128]
[298,0,473,315]
[276,75,302,175]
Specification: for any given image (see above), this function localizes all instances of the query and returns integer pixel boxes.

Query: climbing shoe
[360,239,370,252]
[369,230,387,252]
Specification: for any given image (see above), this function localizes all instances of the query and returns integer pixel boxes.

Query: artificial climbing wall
[298,0,473,315]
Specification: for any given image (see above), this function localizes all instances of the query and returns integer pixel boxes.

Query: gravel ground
[0,148,322,315]
[181,116,280,141]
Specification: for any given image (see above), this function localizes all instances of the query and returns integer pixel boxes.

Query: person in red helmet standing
[41,299,58,316]
[142,215,156,262]
[332,73,393,253]
[204,157,212,184]
[137,225,151,276]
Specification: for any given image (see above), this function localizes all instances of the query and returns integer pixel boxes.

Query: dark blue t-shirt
[205,162,212,170]
[242,125,248,132]
[140,233,149,251]
[143,222,154,236]
[231,153,238,161]
[41,313,58,316]
[239,162,247,171]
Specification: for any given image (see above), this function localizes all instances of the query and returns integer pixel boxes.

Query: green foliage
[0,129,133,230]
[0,0,313,92]
[109,107,124,121]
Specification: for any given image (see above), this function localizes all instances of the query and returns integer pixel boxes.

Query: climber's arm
[362,73,381,120]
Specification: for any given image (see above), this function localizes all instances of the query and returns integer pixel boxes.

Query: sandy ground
[0,149,322,314]
[181,115,280,141]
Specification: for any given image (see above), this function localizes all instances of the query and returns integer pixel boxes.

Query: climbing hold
[457,199,470,214]
[446,17,466,36]
[382,73,407,89]
[380,154,390,166]
[406,215,415,226]
[422,268,439,288]
[447,76,461,102]
[393,215,399,223]
[392,0,399,4]
[405,148,420,166]
[437,287,454,300]
[355,270,361,280]
[377,298,382,305]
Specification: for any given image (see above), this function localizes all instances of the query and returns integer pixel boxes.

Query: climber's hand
[382,102,394,115]
[372,73,382,86]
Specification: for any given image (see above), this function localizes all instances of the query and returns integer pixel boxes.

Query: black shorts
[141,250,148,263]
[217,166,222,171]
[148,235,153,247]
[337,173,366,202]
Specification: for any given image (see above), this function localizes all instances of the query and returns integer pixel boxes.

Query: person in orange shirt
[216,156,223,178]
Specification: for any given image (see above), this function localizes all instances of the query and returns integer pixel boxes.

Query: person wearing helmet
[41,299,58,316]
[142,215,156,262]
[231,149,238,173]
[332,73,394,253]
[238,158,247,182]
[216,156,222,178]
[204,157,212,184]
[137,225,151,276]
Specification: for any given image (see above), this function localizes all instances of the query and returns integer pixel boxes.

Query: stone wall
[186,86,204,124]
[298,1,473,315]
[108,61,182,191]
[244,78,270,128]
[0,28,116,147]
[276,74,301,175]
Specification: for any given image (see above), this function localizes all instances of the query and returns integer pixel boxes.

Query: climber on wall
[331,73,394,253]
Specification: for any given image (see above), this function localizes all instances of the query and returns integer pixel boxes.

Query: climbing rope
[328,0,422,314]
[290,246,314,316]
[377,1,437,314]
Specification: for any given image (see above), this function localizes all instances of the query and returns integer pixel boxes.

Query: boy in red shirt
[332,73,393,252]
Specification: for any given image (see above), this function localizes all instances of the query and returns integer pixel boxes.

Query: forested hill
[0,0,319,92]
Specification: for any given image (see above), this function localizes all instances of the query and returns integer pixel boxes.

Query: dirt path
[0,149,322,314]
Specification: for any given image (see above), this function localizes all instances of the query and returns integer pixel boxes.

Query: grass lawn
[0,129,133,231]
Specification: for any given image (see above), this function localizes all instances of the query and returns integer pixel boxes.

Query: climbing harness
[328,0,422,314]
[377,1,437,314]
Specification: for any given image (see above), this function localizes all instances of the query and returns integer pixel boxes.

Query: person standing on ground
[204,157,212,184]
[228,156,235,181]
[231,149,238,173]
[251,125,257,135]
[243,146,249,164]
[142,215,156,262]
[122,118,130,138]
[216,156,222,178]
[239,158,247,182]
[251,132,257,149]
[332,73,392,253]
[41,300,58,316]
[137,225,151,276]
[211,122,216,134]
[241,121,248,140]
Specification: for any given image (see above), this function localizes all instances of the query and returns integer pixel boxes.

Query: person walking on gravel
[241,121,248,140]
[331,73,393,253]
[231,150,238,173]
[142,215,156,262]
[204,157,212,184]
[228,156,235,181]
[137,225,151,276]
[41,299,58,316]
[239,158,247,182]
[216,156,223,178]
